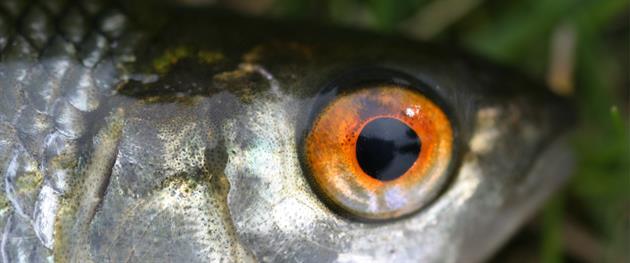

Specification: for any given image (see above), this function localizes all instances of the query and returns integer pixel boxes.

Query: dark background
[211,0,629,262]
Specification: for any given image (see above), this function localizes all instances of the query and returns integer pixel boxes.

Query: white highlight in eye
[405,108,415,117]
[404,106,422,117]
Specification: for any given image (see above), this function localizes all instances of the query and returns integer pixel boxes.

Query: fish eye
[303,68,455,220]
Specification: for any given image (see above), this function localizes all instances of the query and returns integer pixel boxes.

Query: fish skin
[0,1,143,261]
[0,0,574,262]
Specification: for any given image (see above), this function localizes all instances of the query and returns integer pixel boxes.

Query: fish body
[0,0,573,262]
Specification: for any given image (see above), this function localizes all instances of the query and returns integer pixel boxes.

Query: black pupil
[356,118,421,181]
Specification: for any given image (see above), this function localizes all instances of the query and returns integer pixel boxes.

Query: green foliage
[542,196,564,263]
[362,0,428,31]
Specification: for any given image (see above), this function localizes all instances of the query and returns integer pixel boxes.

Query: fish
[0,0,574,262]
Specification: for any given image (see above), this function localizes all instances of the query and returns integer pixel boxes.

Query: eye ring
[301,68,457,221]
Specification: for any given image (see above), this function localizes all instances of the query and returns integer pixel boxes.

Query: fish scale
[0,0,138,260]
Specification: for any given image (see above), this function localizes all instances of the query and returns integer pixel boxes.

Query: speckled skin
[0,0,574,262]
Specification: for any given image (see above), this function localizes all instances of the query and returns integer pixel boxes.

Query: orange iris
[305,85,454,220]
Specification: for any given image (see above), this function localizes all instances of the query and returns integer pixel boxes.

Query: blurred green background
[219,0,629,262]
